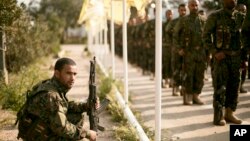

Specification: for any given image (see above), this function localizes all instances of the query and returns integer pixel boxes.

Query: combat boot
[239,83,248,93]
[213,115,226,126]
[183,93,192,105]
[213,102,226,126]
[224,108,242,124]
[162,79,167,88]
[172,86,179,96]
[193,94,205,105]
[240,87,248,93]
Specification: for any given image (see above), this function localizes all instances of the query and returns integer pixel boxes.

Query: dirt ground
[0,108,19,141]
[0,108,116,141]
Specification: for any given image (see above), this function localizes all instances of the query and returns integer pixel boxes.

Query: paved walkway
[96,45,250,141]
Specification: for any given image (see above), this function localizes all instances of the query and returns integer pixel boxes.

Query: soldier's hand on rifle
[214,51,225,61]
[95,97,100,110]
[86,130,97,141]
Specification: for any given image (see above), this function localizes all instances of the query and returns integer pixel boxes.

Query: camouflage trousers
[182,50,206,95]
[48,112,86,141]
[212,55,241,111]
[171,49,183,87]
[162,46,172,79]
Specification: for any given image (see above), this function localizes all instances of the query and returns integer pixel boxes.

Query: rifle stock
[87,57,110,132]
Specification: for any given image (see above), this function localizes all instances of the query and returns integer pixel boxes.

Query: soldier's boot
[239,81,248,93]
[169,79,173,88]
[172,86,179,96]
[183,93,192,105]
[162,79,167,88]
[180,86,184,96]
[224,108,242,124]
[193,94,205,105]
[213,104,226,126]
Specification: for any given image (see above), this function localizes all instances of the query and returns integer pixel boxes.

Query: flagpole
[111,0,115,79]
[123,0,129,104]
[155,0,162,141]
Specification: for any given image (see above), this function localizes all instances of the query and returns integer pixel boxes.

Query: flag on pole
[78,0,107,35]
[78,0,151,26]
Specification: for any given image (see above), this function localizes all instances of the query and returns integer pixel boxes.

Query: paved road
[95,44,250,141]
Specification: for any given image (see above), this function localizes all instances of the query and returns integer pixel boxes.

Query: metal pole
[122,0,129,104]
[155,0,162,140]
[111,0,115,79]
[0,30,8,84]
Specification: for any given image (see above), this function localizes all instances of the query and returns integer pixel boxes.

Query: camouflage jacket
[203,8,245,55]
[144,19,155,46]
[173,13,206,52]
[162,20,171,48]
[26,77,89,140]
[165,17,181,48]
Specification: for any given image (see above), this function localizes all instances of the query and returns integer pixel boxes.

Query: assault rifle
[88,57,110,132]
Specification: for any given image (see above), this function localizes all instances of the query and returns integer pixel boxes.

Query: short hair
[54,57,76,71]
[188,0,199,4]
[179,3,186,9]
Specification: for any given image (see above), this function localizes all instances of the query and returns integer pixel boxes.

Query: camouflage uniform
[144,19,155,75]
[23,77,90,140]
[162,19,172,83]
[166,17,183,89]
[137,23,148,73]
[115,26,123,57]
[173,13,206,96]
[203,8,244,125]
[238,0,250,50]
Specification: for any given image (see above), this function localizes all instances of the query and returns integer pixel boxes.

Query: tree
[0,0,22,83]
[0,0,22,27]
[28,0,83,43]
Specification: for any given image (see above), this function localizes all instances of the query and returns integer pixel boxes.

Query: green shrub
[97,75,113,100]
[0,63,49,111]
[115,125,139,141]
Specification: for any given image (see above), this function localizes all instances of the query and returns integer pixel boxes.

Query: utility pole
[0,29,8,84]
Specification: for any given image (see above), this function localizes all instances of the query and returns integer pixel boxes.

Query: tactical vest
[181,14,206,49]
[16,79,59,140]
[215,9,243,50]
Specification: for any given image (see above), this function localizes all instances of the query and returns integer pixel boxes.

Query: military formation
[113,0,249,126]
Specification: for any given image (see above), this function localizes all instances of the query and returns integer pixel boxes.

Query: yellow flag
[77,0,89,24]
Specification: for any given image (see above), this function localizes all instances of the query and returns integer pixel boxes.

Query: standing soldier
[162,9,174,88]
[166,3,187,96]
[236,3,248,93]
[173,0,206,105]
[238,1,250,79]
[143,10,156,78]
[203,0,244,125]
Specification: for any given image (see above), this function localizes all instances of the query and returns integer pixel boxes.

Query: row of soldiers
[112,0,249,126]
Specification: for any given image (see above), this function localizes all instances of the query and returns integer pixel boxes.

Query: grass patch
[96,68,154,141]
